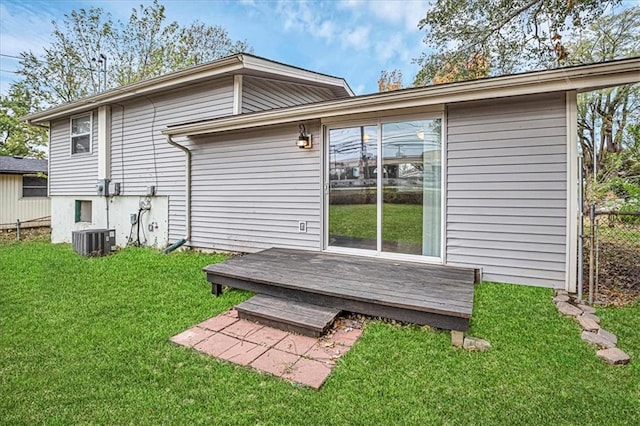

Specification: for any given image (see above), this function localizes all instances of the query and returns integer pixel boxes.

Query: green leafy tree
[0,82,47,159]
[414,2,639,208]
[414,0,620,86]
[17,0,251,105]
[570,7,640,181]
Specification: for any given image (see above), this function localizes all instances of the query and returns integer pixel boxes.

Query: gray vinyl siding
[109,78,234,241]
[446,93,567,288]
[189,122,322,252]
[242,76,336,113]
[49,111,98,195]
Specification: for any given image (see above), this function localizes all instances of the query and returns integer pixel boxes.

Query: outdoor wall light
[297,123,312,149]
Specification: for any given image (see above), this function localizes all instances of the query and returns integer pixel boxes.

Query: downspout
[164,134,191,253]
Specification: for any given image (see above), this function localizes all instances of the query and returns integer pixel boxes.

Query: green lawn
[1,242,638,424]
[329,203,428,244]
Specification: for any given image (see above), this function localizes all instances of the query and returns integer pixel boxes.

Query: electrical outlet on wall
[298,221,307,233]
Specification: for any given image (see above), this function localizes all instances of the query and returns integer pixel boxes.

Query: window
[71,114,92,154]
[22,175,48,197]
[75,200,92,223]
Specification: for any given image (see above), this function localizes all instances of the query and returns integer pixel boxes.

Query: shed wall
[446,93,567,287]
[0,174,50,229]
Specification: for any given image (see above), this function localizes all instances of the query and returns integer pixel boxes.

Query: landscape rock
[554,289,569,297]
[577,315,600,332]
[463,337,491,351]
[451,330,464,348]
[552,295,570,303]
[581,330,616,349]
[581,313,601,324]
[597,329,618,345]
[556,301,583,317]
[596,348,630,365]
[577,304,597,314]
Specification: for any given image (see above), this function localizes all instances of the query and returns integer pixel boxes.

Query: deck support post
[211,283,223,297]
[451,330,464,347]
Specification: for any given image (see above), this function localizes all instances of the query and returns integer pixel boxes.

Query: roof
[164,57,640,138]
[0,156,48,174]
[25,53,354,124]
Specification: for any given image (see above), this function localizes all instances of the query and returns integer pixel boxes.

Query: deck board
[203,248,477,331]
[236,294,341,337]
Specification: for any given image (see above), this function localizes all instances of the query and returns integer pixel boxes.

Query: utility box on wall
[72,229,116,257]
[96,179,110,196]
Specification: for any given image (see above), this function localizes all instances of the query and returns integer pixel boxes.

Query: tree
[414,0,620,86]
[0,82,48,159]
[432,52,491,84]
[378,69,404,92]
[17,0,251,106]
[570,7,640,181]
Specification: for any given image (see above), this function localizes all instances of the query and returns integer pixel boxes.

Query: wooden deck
[203,248,478,332]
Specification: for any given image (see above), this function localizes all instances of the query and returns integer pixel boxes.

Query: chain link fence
[583,208,640,305]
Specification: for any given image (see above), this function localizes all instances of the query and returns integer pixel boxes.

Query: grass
[329,203,433,244]
[1,242,639,424]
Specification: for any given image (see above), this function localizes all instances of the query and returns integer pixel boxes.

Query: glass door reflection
[381,119,441,257]
[328,125,378,250]
[326,119,441,259]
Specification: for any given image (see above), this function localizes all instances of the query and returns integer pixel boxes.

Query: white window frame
[70,113,93,155]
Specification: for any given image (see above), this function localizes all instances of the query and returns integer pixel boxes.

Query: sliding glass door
[327,125,378,250]
[327,118,442,260]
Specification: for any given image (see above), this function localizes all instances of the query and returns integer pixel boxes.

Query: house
[24,53,640,291]
[0,155,50,230]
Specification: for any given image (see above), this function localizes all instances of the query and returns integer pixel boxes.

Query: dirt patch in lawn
[591,241,640,306]
[0,226,51,243]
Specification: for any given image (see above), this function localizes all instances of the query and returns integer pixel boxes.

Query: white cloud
[317,20,337,41]
[342,26,370,50]
[276,0,316,32]
[375,33,404,62]
[275,1,340,44]
[339,0,431,32]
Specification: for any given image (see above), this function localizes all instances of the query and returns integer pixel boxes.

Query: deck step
[235,294,341,337]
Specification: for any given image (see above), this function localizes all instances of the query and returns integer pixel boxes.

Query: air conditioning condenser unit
[72,229,116,257]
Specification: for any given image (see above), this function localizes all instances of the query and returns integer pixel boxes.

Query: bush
[330,189,423,205]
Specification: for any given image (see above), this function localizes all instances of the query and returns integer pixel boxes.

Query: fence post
[588,204,595,305]
[577,156,584,301]
[16,219,21,241]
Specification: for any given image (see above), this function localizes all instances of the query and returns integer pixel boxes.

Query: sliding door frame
[322,111,445,264]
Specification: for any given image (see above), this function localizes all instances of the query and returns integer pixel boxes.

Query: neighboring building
[0,156,50,229]
[24,53,640,290]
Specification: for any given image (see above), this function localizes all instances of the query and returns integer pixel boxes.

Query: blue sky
[0,0,434,96]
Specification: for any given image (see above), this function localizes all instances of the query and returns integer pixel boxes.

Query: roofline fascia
[163,58,640,138]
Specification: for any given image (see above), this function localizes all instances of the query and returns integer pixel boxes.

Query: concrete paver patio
[171,309,362,389]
